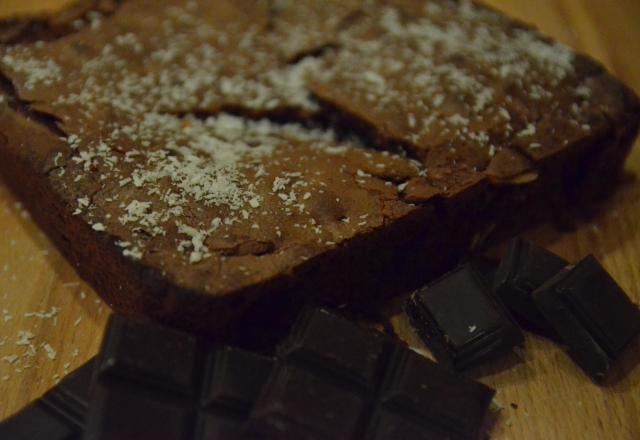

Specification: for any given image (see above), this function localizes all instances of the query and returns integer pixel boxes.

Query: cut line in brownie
[0,0,638,337]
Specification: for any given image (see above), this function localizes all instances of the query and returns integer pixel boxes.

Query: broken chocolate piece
[407,265,524,370]
[84,315,275,440]
[0,359,93,440]
[532,255,640,382]
[494,238,568,336]
[251,307,496,439]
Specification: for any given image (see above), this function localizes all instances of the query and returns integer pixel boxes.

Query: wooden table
[1,1,639,438]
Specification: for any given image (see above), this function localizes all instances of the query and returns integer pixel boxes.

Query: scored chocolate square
[407,264,524,370]
[533,255,640,382]
[277,306,395,392]
[251,363,368,439]
[494,238,568,336]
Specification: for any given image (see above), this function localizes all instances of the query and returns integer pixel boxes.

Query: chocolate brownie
[0,0,638,338]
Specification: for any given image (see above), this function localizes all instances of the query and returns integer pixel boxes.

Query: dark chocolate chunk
[532,255,640,382]
[0,359,93,440]
[84,315,274,440]
[494,238,568,335]
[406,264,524,370]
[251,308,496,440]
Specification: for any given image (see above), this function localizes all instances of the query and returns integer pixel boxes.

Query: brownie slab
[0,0,638,337]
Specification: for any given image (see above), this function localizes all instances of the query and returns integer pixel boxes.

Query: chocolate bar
[532,255,640,382]
[84,315,275,440]
[0,359,93,440]
[406,264,524,370]
[494,239,568,335]
[250,307,496,439]
[2,309,495,439]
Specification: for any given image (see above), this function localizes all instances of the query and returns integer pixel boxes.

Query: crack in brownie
[0,0,638,338]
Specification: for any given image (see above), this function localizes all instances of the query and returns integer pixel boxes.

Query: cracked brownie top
[0,0,636,297]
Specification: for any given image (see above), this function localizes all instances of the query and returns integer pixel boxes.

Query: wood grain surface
[1,1,639,438]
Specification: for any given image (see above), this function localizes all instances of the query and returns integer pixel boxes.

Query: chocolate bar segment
[532,255,640,381]
[85,314,275,440]
[87,385,193,440]
[96,314,202,396]
[379,349,495,438]
[277,307,394,392]
[406,265,524,370]
[365,409,445,440]
[0,360,93,440]
[494,239,568,335]
[0,403,79,440]
[251,364,367,439]
[252,308,496,439]
[201,347,275,412]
